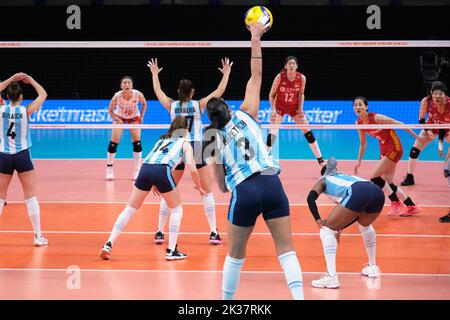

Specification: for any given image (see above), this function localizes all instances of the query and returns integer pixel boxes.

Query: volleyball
[244,6,273,31]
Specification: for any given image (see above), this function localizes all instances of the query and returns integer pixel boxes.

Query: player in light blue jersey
[307,158,385,289]
[100,116,205,261]
[148,56,232,245]
[202,22,304,300]
[0,73,48,246]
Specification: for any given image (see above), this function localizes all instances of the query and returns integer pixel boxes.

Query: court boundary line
[4,201,450,207]
[1,230,449,238]
[0,268,449,277]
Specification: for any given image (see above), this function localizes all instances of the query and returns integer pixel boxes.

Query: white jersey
[113,89,141,119]
[143,137,186,169]
[169,100,202,142]
[0,104,32,154]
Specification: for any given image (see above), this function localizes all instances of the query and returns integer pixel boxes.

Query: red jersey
[275,71,303,115]
[426,96,450,124]
[358,112,403,163]
[426,96,450,135]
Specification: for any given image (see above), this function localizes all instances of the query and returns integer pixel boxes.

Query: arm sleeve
[307,190,321,221]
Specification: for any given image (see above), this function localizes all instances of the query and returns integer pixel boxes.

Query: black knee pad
[371,177,386,189]
[132,141,142,153]
[409,147,421,159]
[108,141,118,153]
[266,133,277,147]
[389,183,398,193]
[304,131,316,144]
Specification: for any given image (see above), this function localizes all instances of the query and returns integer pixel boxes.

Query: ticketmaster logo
[258,108,343,124]
[29,107,112,123]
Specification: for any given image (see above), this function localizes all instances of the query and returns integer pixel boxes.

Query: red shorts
[115,116,140,124]
[431,128,449,136]
[276,106,298,118]
[380,146,403,163]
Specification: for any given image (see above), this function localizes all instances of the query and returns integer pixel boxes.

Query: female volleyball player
[401,81,450,186]
[0,73,48,246]
[202,21,304,300]
[106,76,147,181]
[267,56,324,166]
[307,158,384,288]
[353,96,424,217]
[100,116,205,261]
[147,57,233,245]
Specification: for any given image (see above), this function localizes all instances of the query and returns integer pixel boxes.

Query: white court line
[0,268,449,277]
[4,200,450,207]
[0,230,449,238]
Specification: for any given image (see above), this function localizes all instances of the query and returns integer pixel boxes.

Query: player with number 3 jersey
[147,57,233,245]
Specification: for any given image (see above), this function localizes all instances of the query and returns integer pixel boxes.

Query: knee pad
[371,177,386,189]
[304,131,316,144]
[108,141,118,153]
[266,133,277,147]
[409,147,421,159]
[388,183,398,193]
[132,141,142,153]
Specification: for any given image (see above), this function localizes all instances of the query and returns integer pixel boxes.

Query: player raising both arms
[0,73,48,246]
[147,57,233,245]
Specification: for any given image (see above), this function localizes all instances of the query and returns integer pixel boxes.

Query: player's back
[0,104,31,154]
[170,100,202,142]
[324,173,367,203]
[219,109,280,191]
[143,137,185,169]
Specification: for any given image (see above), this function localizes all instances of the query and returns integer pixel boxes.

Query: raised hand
[12,72,27,82]
[147,58,163,75]
[249,20,267,38]
[218,57,233,75]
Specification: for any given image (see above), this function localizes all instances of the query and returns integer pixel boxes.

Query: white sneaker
[106,165,114,180]
[311,273,340,289]
[33,234,48,246]
[99,241,112,260]
[361,264,380,278]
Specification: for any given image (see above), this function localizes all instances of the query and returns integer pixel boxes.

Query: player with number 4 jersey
[0,73,48,247]
[147,57,233,245]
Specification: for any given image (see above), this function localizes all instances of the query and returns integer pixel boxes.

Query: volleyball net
[1,40,449,161]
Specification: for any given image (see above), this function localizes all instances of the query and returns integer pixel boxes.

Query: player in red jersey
[353,97,425,217]
[268,56,324,166]
[401,81,450,186]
